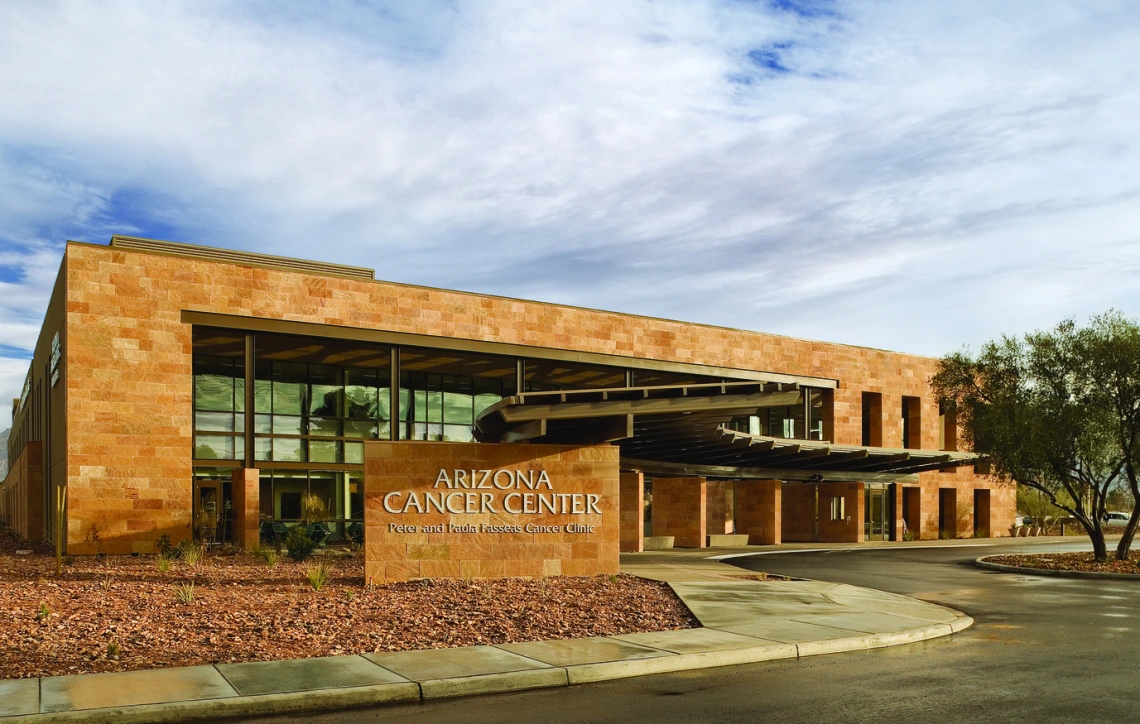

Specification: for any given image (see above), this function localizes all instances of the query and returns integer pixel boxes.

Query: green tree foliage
[932,312,1140,562]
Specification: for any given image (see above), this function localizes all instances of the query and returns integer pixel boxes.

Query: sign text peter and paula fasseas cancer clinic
[381,468,601,535]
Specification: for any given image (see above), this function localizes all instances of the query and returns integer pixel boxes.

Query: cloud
[0,0,1138,410]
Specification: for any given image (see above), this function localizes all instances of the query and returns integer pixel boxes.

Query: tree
[932,312,1140,562]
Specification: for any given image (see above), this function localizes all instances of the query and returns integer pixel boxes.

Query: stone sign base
[364,440,620,584]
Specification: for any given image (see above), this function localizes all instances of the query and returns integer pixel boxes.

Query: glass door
[864,487,887,541]
[193,480,222,544]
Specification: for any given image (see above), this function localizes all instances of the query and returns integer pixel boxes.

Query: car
[1103,512,1130,526]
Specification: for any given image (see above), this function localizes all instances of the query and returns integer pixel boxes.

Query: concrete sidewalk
[0,549,972,723]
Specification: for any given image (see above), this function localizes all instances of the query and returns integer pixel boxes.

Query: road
[233,540,1140,723]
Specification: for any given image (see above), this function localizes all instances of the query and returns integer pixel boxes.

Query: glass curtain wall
[192,330,246,461]
[524,359,627,391]
[398,348,517,441]
[729,388,826,441]
[253,335,391,465]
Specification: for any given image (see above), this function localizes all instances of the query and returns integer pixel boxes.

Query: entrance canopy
[474,381,978,482]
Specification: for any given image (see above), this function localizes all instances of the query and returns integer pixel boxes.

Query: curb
[4,618,972,723]
[975,556,1140,580]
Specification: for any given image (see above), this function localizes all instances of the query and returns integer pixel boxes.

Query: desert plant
[36,603,50,621]
[156,555,171,573]
[939,529,955,540]
[256,547,278,568]
[608,574,619,584]
[174,582,195,605]
[156,534,175,558]
[106,641,121,660]
[343,589,355,602]
[306,562,331,591]
[300,493,328,525]
[974,527,990,539]
[180,542,204,566]
[285,526,317,562]
[901,529,918,542]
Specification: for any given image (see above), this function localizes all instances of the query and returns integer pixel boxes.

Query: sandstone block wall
[735,479,781,545]
[0,442,44,541]
[619,471,644,552]
[363,441,619,583]
[650,477,706,548]
[55,241,1009,553]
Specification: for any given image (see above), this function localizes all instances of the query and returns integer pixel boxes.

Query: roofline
[68,237,939,362]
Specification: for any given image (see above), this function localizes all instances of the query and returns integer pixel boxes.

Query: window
[523,359,626,391]
[830,496,845,521]
[399,348,517,441]
[902,396,921,449]
[253,334,392,463]
[939,400,957,452]
[192,331,245,461]
[727,387,827,440]
[861,392,882,447]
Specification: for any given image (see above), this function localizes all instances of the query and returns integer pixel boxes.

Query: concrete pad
[0,678,39,716]
[614,628,783,654]
[566,644,799,685]
[365,645,552,681]
[669,582,851,630]
[790,611,942,635]
[821,596,961,624]
[715,618,863,644]
[497,637,668,667]
[216,655,408,696]
[40,665,237,713]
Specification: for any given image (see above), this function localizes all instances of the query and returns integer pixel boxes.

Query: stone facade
[0,239,1012,554]
[363,441,619,583]
[650,477,706,548]
[0,442,44,541]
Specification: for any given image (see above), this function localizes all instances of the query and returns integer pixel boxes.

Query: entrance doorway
[193,481,221,543]
[864,485,889,541]
[192,468,234,544]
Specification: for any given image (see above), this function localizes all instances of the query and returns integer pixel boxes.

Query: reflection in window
[252,334,392,463]
[399,348,516,441]
[192,344,245,460]
[523,359,626,391]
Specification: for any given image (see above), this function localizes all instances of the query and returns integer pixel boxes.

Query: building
[1,236,1013,562]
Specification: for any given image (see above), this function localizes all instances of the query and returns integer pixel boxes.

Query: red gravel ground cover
[988,551,1140,575]
[0,528,696,679]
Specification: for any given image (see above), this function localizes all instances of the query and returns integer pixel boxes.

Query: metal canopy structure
[474,381,979,482]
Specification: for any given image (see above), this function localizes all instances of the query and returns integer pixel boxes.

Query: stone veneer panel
[363,441,619,583]
[619,471,644,553]
[651,477,706,548]
[60,242,1010,553]
[735,479,781,545]
[230,469,259,552]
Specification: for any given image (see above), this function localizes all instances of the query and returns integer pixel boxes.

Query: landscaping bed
[0,528,697,679]
[986,551,1140,575]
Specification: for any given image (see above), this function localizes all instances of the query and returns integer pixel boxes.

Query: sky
[1,0,1139,411]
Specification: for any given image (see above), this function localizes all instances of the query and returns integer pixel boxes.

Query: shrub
[285,526,317,562]
[901,529,918,542]
[106,641,121,660]
[156,534,175,558]
[156,555,171,573]
[974,527,990,539]
[174,583,195,605]
[306,562,331,591]
[938,529,955,540]
[36,603,51,621]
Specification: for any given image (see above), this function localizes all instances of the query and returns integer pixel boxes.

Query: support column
[704,480,730,536]
[619,471,644,552]
[231,468,260,552]
[651,477,706,548]
[736,479,781,545]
